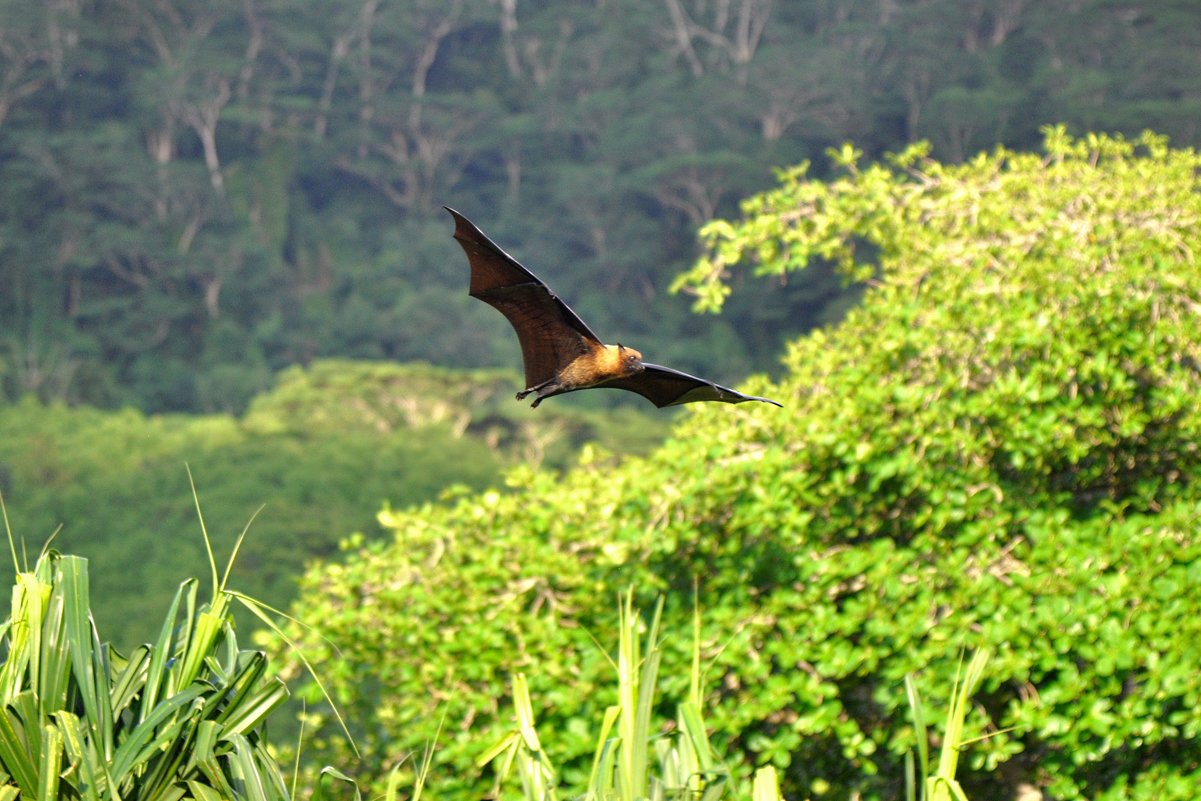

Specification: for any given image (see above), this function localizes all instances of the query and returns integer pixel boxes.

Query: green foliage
[479,593,776,801]
[5,0,1201,411]
[0,360,669,650]
[275,130,1201,801]
[0,549,291,799]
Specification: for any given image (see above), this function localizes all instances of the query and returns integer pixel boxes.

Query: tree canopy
[274,129,1201,801]
[3,0,1200,412]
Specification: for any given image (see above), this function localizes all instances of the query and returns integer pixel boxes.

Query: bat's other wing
[446,207,602,388]
[600,362,782,408]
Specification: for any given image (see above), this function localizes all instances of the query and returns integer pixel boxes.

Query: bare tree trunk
[496,0,524,78]
[659,0,770,82]
[661,0,705,77]
[181,77,232,194]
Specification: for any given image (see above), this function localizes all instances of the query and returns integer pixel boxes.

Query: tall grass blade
[408,707,445,801]
[585,704,622,797]
[2,569,50,708]
[633,596,664,797]
[186,464,221,600]
[178,606,229,691]
[678,702,714,775]
[109,645,151,718]
[109,686,205,781]
[614,590,665,801]
[689,584,702,709]
[751,765,781,801]
[228,733,271,801]
[933,651,986,801]
[36,723,62,801]
[476,730,520,770]
[235,592,359,757]
[592,745,620,801]
[220,506,265,594]
[224,678,291,737]
[513,674,543,753]
[24,577,48,719]
[59,556,114,762]
[141,579,194,722]
[23,564,69,724]
[0,707,36,796]
[54,711,103,801]
[908,649,990,801]
[0,491,19,574]
[905,673,929,789]
[187,781,227,801]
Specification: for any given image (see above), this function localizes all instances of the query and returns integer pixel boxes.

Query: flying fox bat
[446,207,781,409]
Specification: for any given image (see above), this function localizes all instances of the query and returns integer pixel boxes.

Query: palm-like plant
[0,545,291,800]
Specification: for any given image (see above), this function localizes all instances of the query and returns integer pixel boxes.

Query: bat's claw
[516,382,554,407]
[516,387,543,407]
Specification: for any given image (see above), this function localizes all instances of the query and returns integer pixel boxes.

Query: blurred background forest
[3,0,1200,414]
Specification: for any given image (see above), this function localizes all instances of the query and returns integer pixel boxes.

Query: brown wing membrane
[599,363,783,408]
[446,207,602,388]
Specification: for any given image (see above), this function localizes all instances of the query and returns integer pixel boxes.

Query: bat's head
[616,344,644,376]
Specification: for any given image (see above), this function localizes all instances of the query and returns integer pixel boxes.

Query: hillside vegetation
[274,129,1201,801]
[0,360,669,648]
[4,1,1200,412]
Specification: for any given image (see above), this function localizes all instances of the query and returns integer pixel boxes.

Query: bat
[446,207,782,409]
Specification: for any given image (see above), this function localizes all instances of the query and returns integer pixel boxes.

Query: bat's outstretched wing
[447,207,781,410]
[446,207,602,388]
[599,363,783,408]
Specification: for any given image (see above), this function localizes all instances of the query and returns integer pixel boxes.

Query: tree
[276,130,1201,801]
[7,0,1201,412]
[0,0,81,130]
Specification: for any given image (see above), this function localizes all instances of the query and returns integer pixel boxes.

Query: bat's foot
[517,383,553,407]
[516,387,543,407]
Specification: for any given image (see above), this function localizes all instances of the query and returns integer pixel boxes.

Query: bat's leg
[516,386,546,407]
[517,378,559,407]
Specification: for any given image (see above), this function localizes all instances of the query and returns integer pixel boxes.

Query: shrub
[275,129,1201,800]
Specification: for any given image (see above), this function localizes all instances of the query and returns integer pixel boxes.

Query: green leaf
[36,724,61,801]
[0,707,36,797]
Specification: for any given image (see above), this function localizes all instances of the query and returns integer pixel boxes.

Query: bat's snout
[617,344,644,376]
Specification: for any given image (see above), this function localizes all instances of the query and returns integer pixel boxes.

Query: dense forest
[4,0,1201,412]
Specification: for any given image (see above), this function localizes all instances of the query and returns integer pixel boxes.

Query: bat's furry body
[447,207,781,409]
[517,344,644,407]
